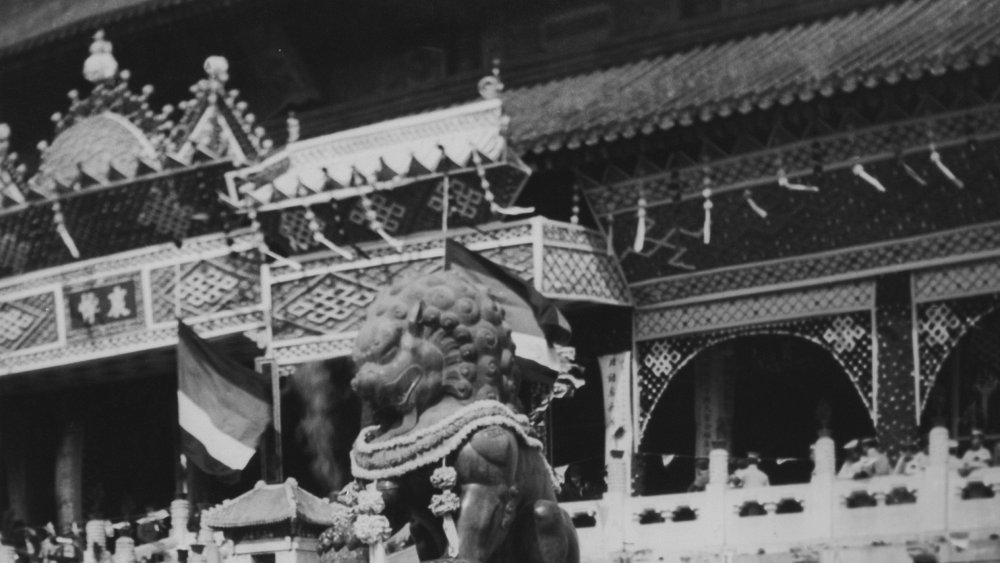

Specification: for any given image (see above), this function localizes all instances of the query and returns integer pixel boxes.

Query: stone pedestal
[171,498,192,544]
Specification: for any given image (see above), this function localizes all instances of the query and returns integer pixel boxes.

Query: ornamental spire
[82,30,118,83]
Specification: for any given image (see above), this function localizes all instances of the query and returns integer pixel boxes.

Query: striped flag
[177,321,271,483]
[444,240,571,370]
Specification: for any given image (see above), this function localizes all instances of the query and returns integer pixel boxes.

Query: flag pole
[173,263,187,499]
[259,260,283,483]
[441,174,450,269]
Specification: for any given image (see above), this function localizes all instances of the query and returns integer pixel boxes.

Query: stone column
[55,418,85,529]
[85,519,108,563]
[705,446,729,546]
[809,436,836,540]
[920,425,949,534]
[874,274,918,454]
[170,498,191,545]
[1,414,30,523]
[113,537,136,563]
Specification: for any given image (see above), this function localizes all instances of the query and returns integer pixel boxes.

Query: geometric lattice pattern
[635,281,874,339]
[542,248,630,304]
[272,274,377,339]
[348,194,406,233]
[0,292,58,353]
[913,258,1000,303]
[632,221,1000,305]
[279,208,321,253]
[916,293,1000,415]
[635,312,875,440]
[427,178,483,219]
[137,187,194,241]
[151,253,260,321]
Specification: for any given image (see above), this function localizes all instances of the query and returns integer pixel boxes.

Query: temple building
[2,0,1000,561]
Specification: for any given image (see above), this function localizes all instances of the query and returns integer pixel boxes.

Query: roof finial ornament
[204,56,230,86]
[0,123,10,160]
[82,30,118,83]
[478,58,504,100]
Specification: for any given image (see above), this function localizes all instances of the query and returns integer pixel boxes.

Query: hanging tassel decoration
[570,185,580,225]
[633,197,647,252]
[929,144,964,188]
[52,202,80,259]
[901,159,927,186]
[702,188,713,244]
[304,207,354,259]
[249,207,303,270]
[471,148,534,215]
[353,486,392,563]
[777,169,819,192]
[744,190,768,218]
[852,163,886,192]
[605,213,615,257]
[360,194,403,252]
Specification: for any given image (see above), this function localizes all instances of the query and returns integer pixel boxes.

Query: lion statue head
[351,270,520,420]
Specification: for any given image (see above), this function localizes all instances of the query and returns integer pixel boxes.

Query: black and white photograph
[1,1,999,561]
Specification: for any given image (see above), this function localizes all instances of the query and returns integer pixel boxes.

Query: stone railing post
[603,425,631,555]
[808,436,836,541]
[113,537,136,563]
[170,498,191,545]
[920,425,949,534]
[706,446,729,547]
[84,519,107,563]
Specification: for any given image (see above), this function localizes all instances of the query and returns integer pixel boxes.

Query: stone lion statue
[318,270,579,563]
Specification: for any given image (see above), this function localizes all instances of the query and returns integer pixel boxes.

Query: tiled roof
[0,0,242,56]
[202,478,345,529]
[504,0,1000,153]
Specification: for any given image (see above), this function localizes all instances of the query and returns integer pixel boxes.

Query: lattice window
[916,294,1000,414]
[636,313,875,441]
[542,248,629,303]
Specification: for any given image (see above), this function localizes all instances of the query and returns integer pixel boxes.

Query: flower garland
[428,465,461,557]
[350,400,552,485]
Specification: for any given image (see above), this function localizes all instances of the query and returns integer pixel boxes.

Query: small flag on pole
[177,321,271,483]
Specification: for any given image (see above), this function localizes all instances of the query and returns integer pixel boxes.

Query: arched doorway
[921,308,1000,441]
[638,334,874,494]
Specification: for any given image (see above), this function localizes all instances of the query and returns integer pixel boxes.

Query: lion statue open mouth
[320,270,579,563]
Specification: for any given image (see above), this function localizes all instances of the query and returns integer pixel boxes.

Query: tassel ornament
[471,148,534,216]
[744,190,768,218]
[304,207,354,259]
[605,214,614,257]
[702,188,713,244]
[929,145,964,188]
[633,197,647,252]
[777,169,819,192]
[53,202,80,259]
[852,163,886,192]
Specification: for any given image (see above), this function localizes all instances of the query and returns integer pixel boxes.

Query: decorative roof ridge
[0,31,273,210]
[225,97,512,210]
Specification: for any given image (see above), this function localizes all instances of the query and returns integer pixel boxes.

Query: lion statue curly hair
[332,270,578,563]
[352,269,522,422]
